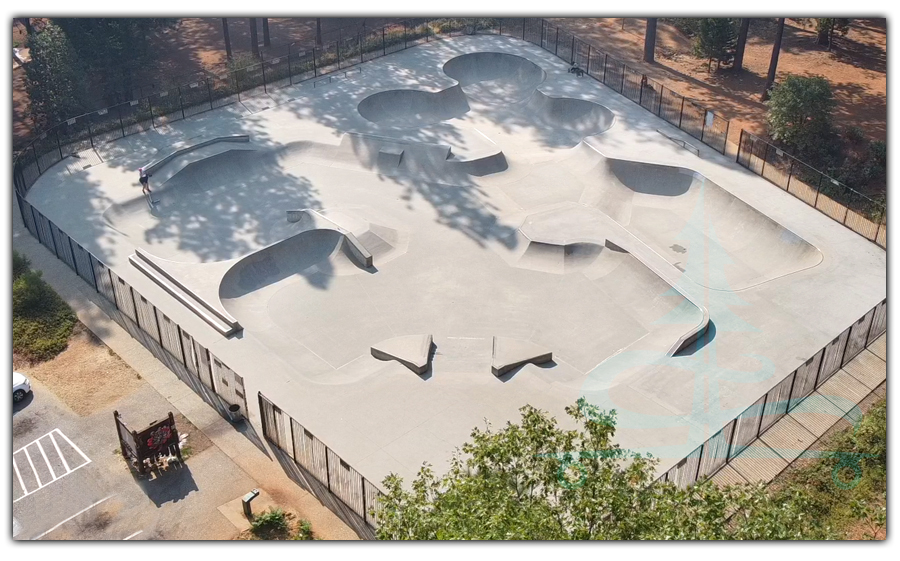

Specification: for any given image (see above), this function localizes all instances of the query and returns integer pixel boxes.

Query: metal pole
[554,27,559,56]
[148,96,156,129]
[814,174,823,207]
[700,110,707,142]
[383,26,386,56]
[639,76,644,106]
[118,104,126,138]
[404,21,407,49]
[178,87,186,120]
[32,144,41,175]
[760,141,770,178]
[56,129,63,160]
[678,96,685,128]
[87,118,95,149]
[571,36,575,63]
[541,19,545,48]
[313,47,318,77]
[786,159,795,191]
[337,36,341,70]
[359,33,363,64]
[288,43,294,85]
[523,18,526,41]
[737,129,744,164]
[587,45,592,75]
[723,120,730,155]
[621,66,626,94]
[602,54,608,82]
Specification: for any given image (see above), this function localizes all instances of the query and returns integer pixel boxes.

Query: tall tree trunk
[733,18,751,72]
[249,18,260,58]
[761,18,785,101]
[316,18,323,47]
[222,18,233,60]
[262,18,271,47]
[18,18,34,35]
[828,20,835,51]
[643,18,657,63]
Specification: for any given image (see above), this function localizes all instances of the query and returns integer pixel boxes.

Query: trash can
[227,404,244,423]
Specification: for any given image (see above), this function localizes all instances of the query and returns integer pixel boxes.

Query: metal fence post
[541,19,545,48]
[602,54,608,82]
[621,67,626,95]
[87,118,95,149]
[554,26,559,55]
[786,159,795,190]
[336,38,341,70]
[117,104,126,138]
[261,61,267,93]
[736,129,744,164]
[700,110,707,142]
[383,26,386,56]
[523,18,526,40]
[760,142,770,178]
[570,35,575,63]
[55,129,63,160]
[313,47,318,77]
[813,174,823,207]
[404,21,408,49]
[678,96,685,128]
[148,96,156,128]
[359,33,363,64]
[639,75,644,105]
[587,44,592,75]
[178,87,186,119]
[722,120,730,155]
[32,144,41,174]
[205,80,213,109]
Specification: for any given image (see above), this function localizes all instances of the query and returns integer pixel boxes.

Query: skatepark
[21,34,886,494]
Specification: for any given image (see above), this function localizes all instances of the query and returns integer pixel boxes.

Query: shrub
[13,250,30,281]
[12,266,76,362]
[294,519,314,540]
[665,18,700,37]
[250,507,289,539]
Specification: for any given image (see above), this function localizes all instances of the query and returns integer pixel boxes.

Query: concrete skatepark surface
[25,35,886,488]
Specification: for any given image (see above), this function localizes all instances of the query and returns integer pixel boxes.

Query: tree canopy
[376,399,829,540]
[765,74,836,161]
[692,18,738,71]
[24,23,90,128]
[52,18,177,103]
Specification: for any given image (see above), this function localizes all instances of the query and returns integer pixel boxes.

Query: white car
[13,372,32,403]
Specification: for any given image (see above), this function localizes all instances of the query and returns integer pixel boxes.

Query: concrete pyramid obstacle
[371,334,434,375]
[491,337,553,376]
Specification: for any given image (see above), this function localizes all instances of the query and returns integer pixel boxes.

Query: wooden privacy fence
[737,130,886,249]
[14,193,249,422]
[660,298,886,488]
[258,393,383,529]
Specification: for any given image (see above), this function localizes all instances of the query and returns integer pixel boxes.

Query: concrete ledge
[143,134,250,176]
[371,335,434,375]
[130,248,241,336]
[491,337,552,376]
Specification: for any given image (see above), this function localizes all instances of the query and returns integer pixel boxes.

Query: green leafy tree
[52,18,177,103]
[765,75,836,162]
[816,18,851,50]
[23,23,90,128]
[376,399,831,540]
[692,18,737,72]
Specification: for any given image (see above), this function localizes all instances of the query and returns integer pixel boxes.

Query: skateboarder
[139,166,152,196]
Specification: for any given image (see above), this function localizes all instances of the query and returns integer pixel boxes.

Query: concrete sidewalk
[12,217,362,540]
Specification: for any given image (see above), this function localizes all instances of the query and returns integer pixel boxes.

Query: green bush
[293,519,314,540]
[692,19,738,70]
[13,251,31,281]
[250,508,289,539]
[12,262,76,362]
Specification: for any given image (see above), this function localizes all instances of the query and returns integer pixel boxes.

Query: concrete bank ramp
[371,334,434,374]
[491,337,553,376]
[220,229,369,299]
[551,142,824,290]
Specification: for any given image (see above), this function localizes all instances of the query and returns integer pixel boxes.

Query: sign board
[705,110,714,128]
[775,149,784,157]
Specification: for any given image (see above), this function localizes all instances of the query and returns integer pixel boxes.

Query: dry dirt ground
[14,323,144,416]
[551,18,886,154]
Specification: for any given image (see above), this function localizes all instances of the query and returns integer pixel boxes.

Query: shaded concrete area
[23,35,885,488]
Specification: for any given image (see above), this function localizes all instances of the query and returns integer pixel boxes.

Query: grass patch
[770,397,886,539]
[238,507,317,541]
[12,251,76,363]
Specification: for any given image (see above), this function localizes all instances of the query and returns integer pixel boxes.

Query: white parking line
[123,530,143,540]
[31,495,113,540]
[14,428,91,503]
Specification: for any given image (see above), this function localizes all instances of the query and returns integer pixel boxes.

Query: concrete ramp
[491,337,553,376]
[371,334,434,374]
[525,91,615,135]
[357,85,470,128]
[443,52,545,103]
